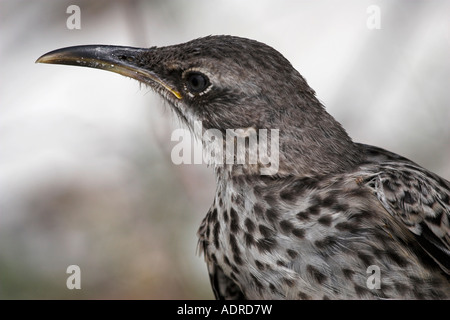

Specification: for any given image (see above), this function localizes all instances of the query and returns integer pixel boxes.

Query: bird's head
[37,35,361,176]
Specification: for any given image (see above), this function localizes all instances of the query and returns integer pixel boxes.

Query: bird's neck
[277,122,363,176]
[273,92,364,177]
[211,118,362,179]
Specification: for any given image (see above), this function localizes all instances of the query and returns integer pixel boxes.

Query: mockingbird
[37,35,449,299]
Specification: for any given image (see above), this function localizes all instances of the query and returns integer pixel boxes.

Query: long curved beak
[36,45,182,99]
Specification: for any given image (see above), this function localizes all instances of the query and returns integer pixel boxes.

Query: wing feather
[360,144,450,275]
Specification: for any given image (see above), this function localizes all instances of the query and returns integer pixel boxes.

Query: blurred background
[0,0,449,299]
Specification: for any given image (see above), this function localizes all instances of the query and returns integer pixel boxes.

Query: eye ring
[184,71,210,95]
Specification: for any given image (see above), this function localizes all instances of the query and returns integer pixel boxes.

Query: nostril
[117,54,135,63]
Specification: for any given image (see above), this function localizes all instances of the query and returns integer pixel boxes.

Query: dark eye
[185,72,210,94]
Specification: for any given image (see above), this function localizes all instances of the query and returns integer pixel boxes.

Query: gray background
[0,0,449,299]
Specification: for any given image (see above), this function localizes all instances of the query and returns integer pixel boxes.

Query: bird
[36,35,449,299]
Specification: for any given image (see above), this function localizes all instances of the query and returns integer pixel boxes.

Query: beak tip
[35,54,52,64]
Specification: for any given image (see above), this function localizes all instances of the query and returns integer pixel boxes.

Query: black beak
[36,45,182,99]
